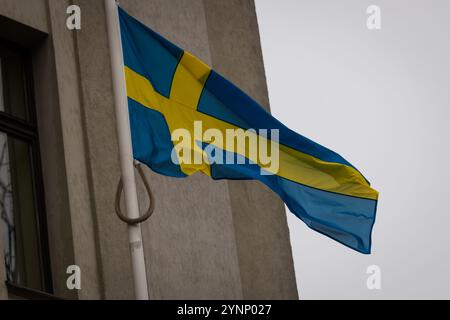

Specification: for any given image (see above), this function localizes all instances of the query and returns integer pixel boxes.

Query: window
[0,40,52,294]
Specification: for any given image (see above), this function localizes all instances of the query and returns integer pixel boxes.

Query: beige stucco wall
[0,0,297,300]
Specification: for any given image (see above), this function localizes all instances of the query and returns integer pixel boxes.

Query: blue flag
[118,7,379,254]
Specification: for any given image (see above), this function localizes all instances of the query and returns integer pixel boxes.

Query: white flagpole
[104,0,149,300]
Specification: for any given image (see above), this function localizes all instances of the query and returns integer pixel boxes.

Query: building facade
[0,0,297,300]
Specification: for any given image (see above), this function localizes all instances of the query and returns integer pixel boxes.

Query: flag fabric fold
[118,7,379,254]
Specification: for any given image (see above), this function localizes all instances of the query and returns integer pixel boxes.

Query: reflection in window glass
[0,132,14,281]
[0,132,43,290]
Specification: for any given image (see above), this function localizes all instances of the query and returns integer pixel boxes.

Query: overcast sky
[255,0,450,299]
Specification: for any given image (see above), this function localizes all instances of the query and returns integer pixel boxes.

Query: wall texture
[0,0,297,299]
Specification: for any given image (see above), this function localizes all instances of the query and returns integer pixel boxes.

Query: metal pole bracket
[115,162,155,225]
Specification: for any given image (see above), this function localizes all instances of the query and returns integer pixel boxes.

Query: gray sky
[255,0,450,299]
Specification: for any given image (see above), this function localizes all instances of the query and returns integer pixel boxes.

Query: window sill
[6,282,63,300]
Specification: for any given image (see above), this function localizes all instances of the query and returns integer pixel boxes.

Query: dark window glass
[0,41,52,294]
[0,133,43,289]
[0,48,29,121]
[0,58,3,111]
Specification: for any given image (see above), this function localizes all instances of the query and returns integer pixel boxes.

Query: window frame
[0,39,53,294]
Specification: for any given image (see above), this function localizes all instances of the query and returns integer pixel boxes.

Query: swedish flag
[118,7,379,254]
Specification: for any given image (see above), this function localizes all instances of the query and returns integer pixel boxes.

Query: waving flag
[118,7,379,254]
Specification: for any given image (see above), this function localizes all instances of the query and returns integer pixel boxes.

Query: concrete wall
[0,0,297,299]
[0,0,48,33]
